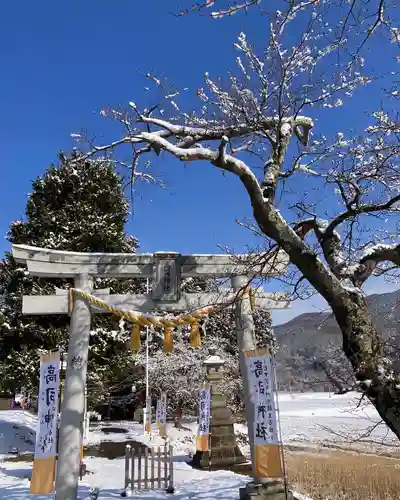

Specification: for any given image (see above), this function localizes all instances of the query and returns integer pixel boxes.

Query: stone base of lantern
[239,480,293,500]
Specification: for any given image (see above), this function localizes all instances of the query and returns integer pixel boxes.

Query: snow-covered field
[277,392,397,446]
[0,392,397,499]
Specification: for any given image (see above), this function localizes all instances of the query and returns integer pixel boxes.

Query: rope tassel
[131,323,141,352]
[163,327,173,353]
[68,288,74,316]
[249,287,256,312]
[189,322,201,347]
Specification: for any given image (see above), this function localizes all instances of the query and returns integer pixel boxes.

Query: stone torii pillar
[12,245,289,500]
[56,274,92,499]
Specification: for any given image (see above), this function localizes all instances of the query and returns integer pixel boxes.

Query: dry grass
[285,449,400,500]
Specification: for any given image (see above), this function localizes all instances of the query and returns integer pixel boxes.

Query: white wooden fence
[123,443,174,494]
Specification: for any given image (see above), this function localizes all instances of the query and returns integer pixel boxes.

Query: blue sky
[1,0,398,324]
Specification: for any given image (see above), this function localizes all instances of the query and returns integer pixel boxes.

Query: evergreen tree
[0,151,276,416]
[0,151,142,403]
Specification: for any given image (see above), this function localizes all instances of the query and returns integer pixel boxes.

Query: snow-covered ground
[88,392,398,452]
[277,391,397,446]
[0,392,397,499]
[0,456,251,499]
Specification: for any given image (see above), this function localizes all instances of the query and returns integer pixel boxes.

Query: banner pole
[208,384,212,472]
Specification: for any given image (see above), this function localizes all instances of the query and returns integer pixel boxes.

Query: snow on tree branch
[174,0,262,18]
[351,243,400,286]
[77,14,371,209]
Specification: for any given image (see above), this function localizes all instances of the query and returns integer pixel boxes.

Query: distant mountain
[273,289,400,391]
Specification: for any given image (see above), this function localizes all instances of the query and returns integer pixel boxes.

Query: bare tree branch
[352,243,400,286]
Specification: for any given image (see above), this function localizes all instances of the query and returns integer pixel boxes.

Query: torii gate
[12,244,289,500]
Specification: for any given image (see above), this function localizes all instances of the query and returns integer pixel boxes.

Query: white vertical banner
[145,396,152,433]
[247,353,279,445]
[160,392,167,423]
[156,399,161,425]
[30,350,61,494]
[158,392,167,438]
[244,348,283,479]
[196,385,211,452]
[36,353,61,457]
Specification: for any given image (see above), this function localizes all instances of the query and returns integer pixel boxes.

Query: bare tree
[133,340,241,427]
[71,1,400,438]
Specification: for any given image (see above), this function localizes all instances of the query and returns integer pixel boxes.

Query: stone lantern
[192,346,246,469]
[204,348,225,383]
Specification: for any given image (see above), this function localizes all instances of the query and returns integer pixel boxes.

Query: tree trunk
[328,290,400,439]
[236,177,400,440]
[249,203,400,440]
[174,405,184,429]
[317,360,347,394]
